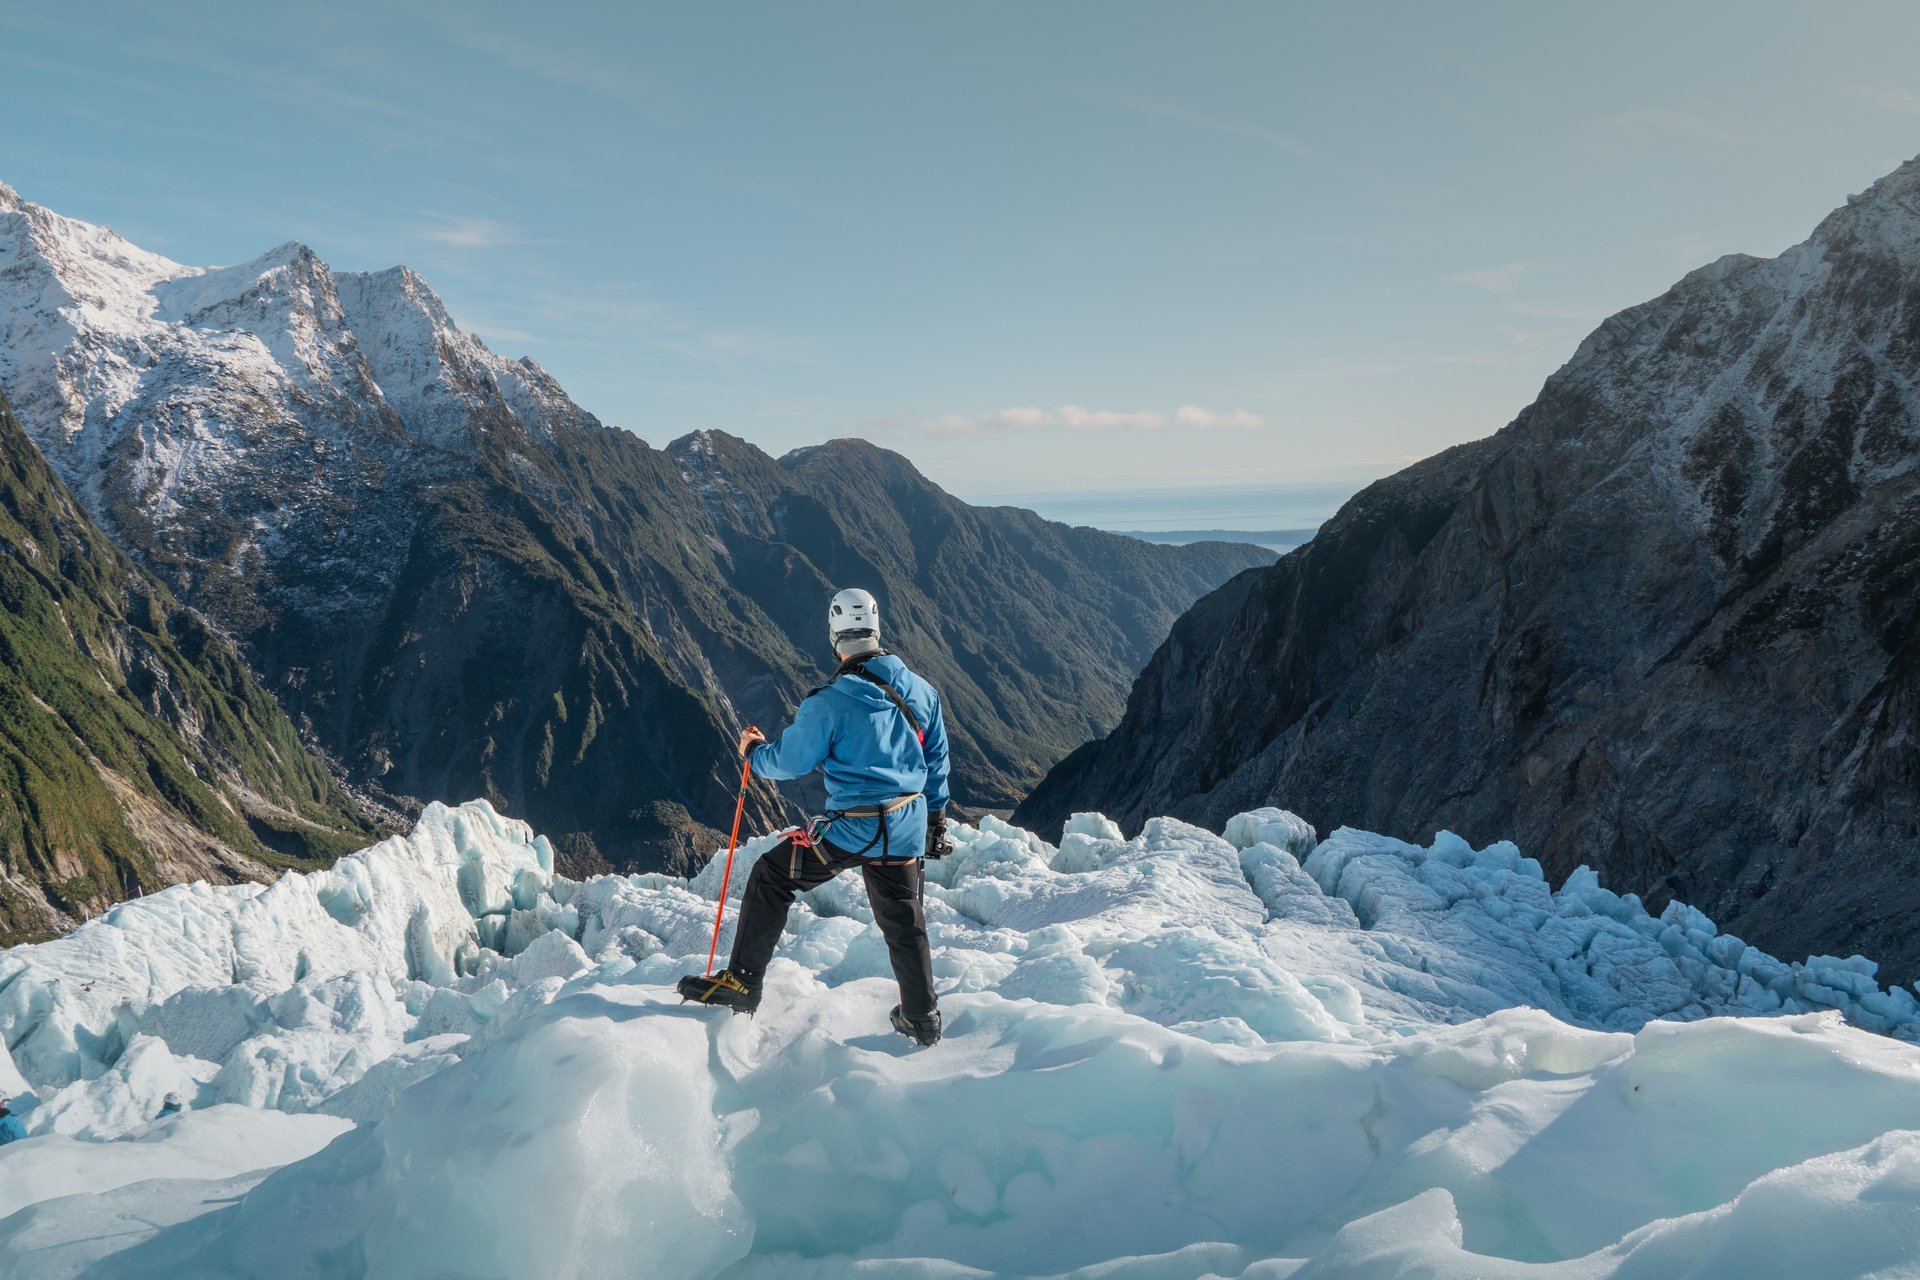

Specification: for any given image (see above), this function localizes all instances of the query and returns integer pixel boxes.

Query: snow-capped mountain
[1,802,1918,1276]
[1020,156,1920,980]
[0,178,588,462]
[0,179,588,606]
[0,180,1271,876]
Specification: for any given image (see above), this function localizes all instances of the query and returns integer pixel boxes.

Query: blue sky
[3,2,1919,504]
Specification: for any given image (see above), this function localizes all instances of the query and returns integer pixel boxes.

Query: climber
[0,1097,27,1145]
[679,587,952,1046]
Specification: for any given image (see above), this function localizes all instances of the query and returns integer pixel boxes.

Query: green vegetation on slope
[0,390,378,938]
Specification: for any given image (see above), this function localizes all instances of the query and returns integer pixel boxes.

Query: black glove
[926,811,954,860]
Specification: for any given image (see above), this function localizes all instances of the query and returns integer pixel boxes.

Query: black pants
[728,837,938,1020]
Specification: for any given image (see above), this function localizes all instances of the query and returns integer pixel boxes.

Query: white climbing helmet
[828,587,880,644]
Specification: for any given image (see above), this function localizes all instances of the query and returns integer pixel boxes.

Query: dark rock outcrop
[1019,157,1920,980]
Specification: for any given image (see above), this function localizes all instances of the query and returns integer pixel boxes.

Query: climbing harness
[780,650,933,867]
[783,793,923,872]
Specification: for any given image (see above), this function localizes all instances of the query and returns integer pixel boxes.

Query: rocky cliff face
[1019,157,1920,980]
[0,388,378,940]
[0,181,1270,874]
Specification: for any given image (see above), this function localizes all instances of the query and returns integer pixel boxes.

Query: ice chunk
[1395,1005,1634,1089]
[28,1036,219,1140]
[502,930,591,985]
[5,798,1920,1275]
[188,989,748,1279]
[1239,843,1360,928]
[0,799,547,1089]
[1223,807,1318,857]
[314,1034,467,1123]
[0,1104,350,1220]
[1063,812,1124,842]
[45,989,1920,1279]
[140,985,271,1065]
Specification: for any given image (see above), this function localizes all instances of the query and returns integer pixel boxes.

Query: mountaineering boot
[890,1004,942,1047]
[678,969,761,1014]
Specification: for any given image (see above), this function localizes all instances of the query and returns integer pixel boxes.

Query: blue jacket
[0,1110,26,1144]
[750,653,951,859]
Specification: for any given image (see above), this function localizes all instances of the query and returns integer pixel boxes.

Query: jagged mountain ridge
[1019,156,1920,979]
[0,387,377,940]
[0,180,1271,873]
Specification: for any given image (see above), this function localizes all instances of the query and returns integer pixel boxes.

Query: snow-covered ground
[1,801,1917,1278]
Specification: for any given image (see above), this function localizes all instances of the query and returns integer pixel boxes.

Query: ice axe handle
[704,754,754,977]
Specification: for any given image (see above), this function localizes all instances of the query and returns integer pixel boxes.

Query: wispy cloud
[413,214,527,249]
[660,326,820,366]
[1447,260,1533,293]
[545,283,822,368]
[919,404,1263,437]
[106,34,494,157]
[923,405,1164,437]
[446,29,670,123]
[420,272,821,373]
[0,9,79,36]
[1174,405,1262,429]
[1843,86,1920,117]
[1596,107,1744,146]
[1083,90,1314,160]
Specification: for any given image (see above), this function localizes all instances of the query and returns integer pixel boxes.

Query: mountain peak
[668,428,765,459]
[0,179,21,213]
[248,239,318,269]
[149,239,336,328]
[778,436,881,465]
[779,436,931,488]
[1853,151,1920,203]
[1805,150,1920,264]
[335,263,458,334]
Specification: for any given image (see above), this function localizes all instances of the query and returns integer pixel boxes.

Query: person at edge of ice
[0,1097,27,1145]
[158,1093,184,1118]
[678,587,952,1047]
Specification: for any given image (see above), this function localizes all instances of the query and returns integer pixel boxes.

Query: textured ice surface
[3,799,1919,1277]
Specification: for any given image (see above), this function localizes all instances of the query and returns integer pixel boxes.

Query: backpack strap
[806,651,926,747]
[844,666,925,746]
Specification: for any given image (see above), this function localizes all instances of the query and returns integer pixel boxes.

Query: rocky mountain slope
[1019,156,1920,979]
[0,387,376,941]
[0,180,1270,874]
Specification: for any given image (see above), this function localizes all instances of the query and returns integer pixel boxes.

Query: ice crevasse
[0,799,1917,1278]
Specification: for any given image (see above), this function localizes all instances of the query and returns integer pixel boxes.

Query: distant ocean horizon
[964,480,1372,548]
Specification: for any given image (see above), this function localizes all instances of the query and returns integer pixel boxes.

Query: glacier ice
[1,798,1919,1277]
